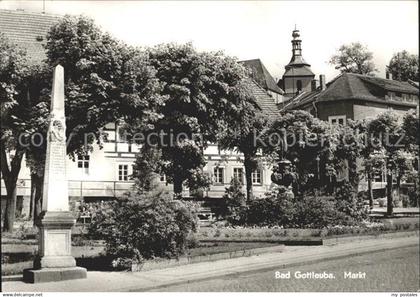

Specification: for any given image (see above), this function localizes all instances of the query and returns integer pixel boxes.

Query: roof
[0,9,61,65]
[320,73,419,101]
[283,65,314,77]
[282,90,320,110]
[408,79,419,88]
[284,72,419,110]
[245,79,280,118]
[286,54,311,68]
[240,59,284,95]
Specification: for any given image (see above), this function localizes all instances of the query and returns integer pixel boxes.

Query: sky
[1,1,418,82]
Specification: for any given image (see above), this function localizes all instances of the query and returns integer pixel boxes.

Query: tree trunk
[29,174,36,220]
[173,175,183,198]
[386,172,393,216]
[348,157,359,192]
[33,173,44,225]
[396,174,401,202]
[3,181,17,232]
[1,147,25,232]
[244,154,254,203]
[368,173,374,209]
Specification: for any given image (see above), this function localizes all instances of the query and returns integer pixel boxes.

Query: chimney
[319,75,326,90]
[311,80,317,91]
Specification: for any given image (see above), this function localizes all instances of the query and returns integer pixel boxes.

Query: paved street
[153,245,419,292]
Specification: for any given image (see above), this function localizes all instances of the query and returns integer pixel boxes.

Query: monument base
[23,211,87,283]
[23,267,87,283]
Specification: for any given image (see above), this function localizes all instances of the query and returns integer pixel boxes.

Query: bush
[88,190,197,269]
[408,187,419,207]
[218,178,247,225]
[295,196,348,228]
[217,181,369,229]
[247,186,296,227]
[334,181,368,222]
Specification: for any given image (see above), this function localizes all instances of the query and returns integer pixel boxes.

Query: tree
[217,80,267,202]
[33,15,164,217]
[329,42,377,75]
[1,33,33,231]
[367,111,411,216]
[331,120,367,192]
[132,146,164,194]
[134,43,252,197]
[387,51,419,81]
[265,110,334,195]
[1,15,164,230]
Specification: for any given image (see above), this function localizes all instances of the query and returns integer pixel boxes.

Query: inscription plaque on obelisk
[23,65,87,283]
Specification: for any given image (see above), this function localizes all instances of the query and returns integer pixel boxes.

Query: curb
[323,230,419,245]
[132,245,285,272]
[199,238,322,245]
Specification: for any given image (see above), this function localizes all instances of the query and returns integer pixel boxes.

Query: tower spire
[287,26,310,67]
[281,27,315,97]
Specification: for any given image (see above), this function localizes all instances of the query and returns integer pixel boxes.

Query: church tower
[279,28,315,97]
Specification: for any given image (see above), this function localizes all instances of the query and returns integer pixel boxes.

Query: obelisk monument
[23,65,87,283]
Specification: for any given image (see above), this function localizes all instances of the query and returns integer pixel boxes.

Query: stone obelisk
[23,65,87,283]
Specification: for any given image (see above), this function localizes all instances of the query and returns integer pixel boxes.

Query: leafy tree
[265,110,333,194]
[217,81,267,202]
[135,43,252,196]
[387,50,419,81]
[1,15,164,230]
[30,15,163,216]
[0,33,35,231]
[362,150,386,208]
[401,111,420,153]
[132,146,164,194]
[329,42,377,75]
[366,111,412,215]
[330,120,367,192]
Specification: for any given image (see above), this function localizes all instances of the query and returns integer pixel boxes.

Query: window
[77,155,90,174]
[233,168,244,184]
[328,115,346,125]
[118,164,129,181]
[296,80,302,92]
[252,169,262,185]
[213,167,224,184]
[160,174,166,182]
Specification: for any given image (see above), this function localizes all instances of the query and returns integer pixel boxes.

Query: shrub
[247,186,296,227]
[219,178,248,225]
[88,189,197,269]
[408,187,419,207]
[294,196,347,228]
[334,181,368,222]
